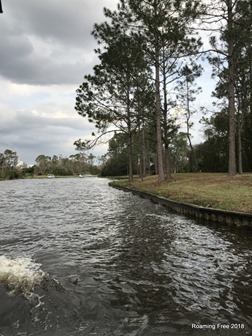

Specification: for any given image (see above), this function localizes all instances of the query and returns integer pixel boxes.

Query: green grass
[111,173,252,213]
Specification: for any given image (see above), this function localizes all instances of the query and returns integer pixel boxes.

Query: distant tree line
[0,149,102,180]
[75,0,252,180]
[34,153,102,176]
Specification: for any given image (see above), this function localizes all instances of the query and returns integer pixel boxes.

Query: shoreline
[110,183,252,229]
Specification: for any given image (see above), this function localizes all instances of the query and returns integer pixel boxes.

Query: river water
[0,177,252,336]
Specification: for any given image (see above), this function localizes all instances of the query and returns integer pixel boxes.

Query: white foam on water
[0,255,45,300]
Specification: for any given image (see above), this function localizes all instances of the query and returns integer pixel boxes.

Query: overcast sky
[0,0,119,165]
[0,0,214,165]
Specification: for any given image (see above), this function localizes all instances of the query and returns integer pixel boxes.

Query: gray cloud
[7,0,103,48]
[0,108,95,164]
[0,51,92,85]
[0,0,116,85]
[0,0,116,164]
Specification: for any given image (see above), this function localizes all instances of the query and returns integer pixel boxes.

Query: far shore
[0,174,97,181]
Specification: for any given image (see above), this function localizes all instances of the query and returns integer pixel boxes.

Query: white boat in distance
[47,174,55,179]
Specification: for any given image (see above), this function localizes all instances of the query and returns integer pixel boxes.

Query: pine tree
[127,0,203,182]
[175,62,202,171]
[206,0,252,175]
[75,4,151,181]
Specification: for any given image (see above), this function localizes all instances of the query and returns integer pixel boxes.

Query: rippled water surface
[0,177,252,335]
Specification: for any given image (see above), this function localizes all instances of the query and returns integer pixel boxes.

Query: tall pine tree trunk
[186,79,197,172]
[155,46,165,183]
[128,132,133,181]
[162,55,172,181]
[126,73,133,182]
[237,97,243,174]
[227,0,236,176]
[237,115,243,174]
[140,125,146,179]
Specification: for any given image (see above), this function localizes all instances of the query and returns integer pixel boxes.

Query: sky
[0,0,215,165]
[0,0,118,165]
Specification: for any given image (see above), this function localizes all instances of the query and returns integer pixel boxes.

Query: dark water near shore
[0,177,252,336]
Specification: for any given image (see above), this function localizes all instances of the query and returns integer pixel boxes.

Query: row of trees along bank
[0,150,102,179]
[0,149,22,180]
[75,0,252,181]
[34,153,102,176]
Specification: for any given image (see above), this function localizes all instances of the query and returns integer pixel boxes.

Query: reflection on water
[0,177,252,335]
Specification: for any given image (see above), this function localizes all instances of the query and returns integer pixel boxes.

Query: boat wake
[0,256,76,335]
[0,255,45,303]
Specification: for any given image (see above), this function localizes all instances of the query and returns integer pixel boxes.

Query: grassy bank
[111,173,252,213]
